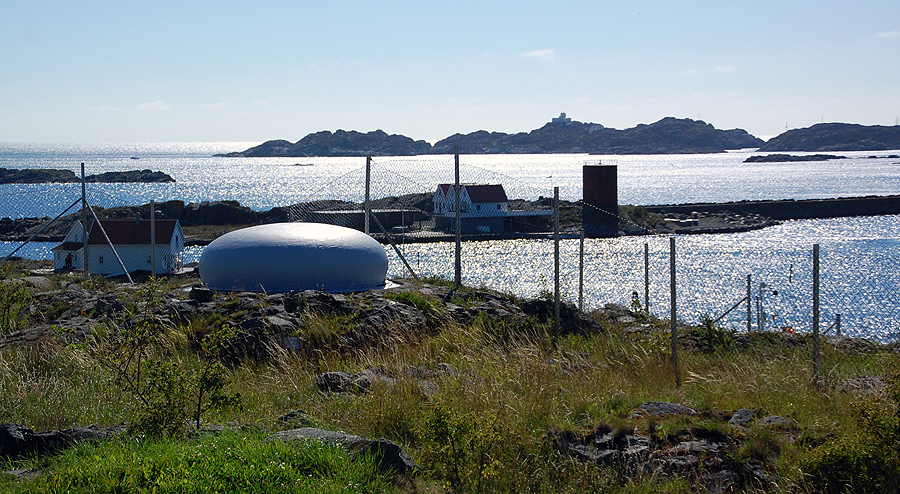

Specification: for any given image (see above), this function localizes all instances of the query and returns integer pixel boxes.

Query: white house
[53,217,185,275]
[434,184,509,233]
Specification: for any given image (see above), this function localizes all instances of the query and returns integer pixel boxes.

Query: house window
[476,204,481,211]
[99,256,104,264]
[497,204,501,210]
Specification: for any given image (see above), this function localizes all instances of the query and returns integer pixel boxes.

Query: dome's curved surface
[199,223,388,293]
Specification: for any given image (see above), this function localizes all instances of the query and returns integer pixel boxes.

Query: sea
[2,142,900,341]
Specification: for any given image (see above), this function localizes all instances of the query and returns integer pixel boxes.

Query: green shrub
[801,371,900,492]
[0,280,31,335]
[91,279,240,436]
[419,401,502,493]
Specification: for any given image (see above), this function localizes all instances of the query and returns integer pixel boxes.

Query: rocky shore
[3,194,898,246]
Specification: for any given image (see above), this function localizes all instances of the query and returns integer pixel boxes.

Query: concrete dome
[199,223,388,293]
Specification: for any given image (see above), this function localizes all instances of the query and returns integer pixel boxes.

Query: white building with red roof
[53,217,184,275]
[434,183,510,233]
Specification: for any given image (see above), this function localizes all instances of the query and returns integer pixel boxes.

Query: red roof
[437,184,508,203]
[86,219,179,245]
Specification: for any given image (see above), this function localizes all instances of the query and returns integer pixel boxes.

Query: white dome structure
[199,223,388,293]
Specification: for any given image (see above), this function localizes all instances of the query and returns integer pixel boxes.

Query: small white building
[53,218,184,275]
[434,184,509,233]
[551,112,572,125]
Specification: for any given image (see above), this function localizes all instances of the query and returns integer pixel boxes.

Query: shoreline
[3,194,900,247]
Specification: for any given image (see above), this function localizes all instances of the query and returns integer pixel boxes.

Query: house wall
[54,250,83,271]
[87,245,175,275]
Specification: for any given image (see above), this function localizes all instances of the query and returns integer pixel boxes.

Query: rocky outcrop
[0,168,174,184]
[643,195,900,222]
[759,123,900,152]
[85,169,174,183]
[548,403,780,491]
[0,168,77,183]
[220,117,764,157]
[221,130,433,157]
[743,154,846,163]
[435,117,764,154]
[0,423,126,459]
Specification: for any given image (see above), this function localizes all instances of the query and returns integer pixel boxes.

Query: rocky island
[758,122,900,152]
[219,116,765,157]
[0,168,175,184]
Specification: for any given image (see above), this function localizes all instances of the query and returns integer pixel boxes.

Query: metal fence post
[670,237,680,386]
[364,156,371,235]
[454,147,461,290]
[554,187,560,340]
[81,162,89,275]
[644,243,650,315]
[150,199,156,277]
[747,274,752,333]
[578,229,584,311]
[813,243,821,386]
[836,314,841,336]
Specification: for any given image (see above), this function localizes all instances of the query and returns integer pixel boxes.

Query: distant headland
[218,116,764,157]
[217,115,900,158]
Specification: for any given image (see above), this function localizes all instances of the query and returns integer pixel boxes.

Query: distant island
[759,123,900,152]
[218,116,765,157]
[0,168,175,184]
[220,117,900,158]
[743,154,846,163]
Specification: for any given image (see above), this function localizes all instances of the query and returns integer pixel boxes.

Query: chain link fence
[2,158,899,342]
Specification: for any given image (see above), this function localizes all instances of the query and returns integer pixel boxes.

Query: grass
[2,268,900,492]
[1,429,398,493]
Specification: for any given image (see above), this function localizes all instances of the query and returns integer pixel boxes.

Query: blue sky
[1,0,897,143]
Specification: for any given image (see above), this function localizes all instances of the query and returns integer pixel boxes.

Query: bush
[0,280,31,335]
[801,371,900,492]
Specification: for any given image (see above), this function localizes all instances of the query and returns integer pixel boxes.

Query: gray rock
[630,401,697,418]
[22,276,52,290]
[757,415,799,432]
[270,427,418,475]
[1,423,126,458]
[837,376,886,395]
[316,372,353,393]
[270,427,368,449]
[729,408,755,427]
[189,287,214,302]
[356,438,419,474]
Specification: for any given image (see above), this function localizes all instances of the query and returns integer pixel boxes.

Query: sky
[1,1,898,143]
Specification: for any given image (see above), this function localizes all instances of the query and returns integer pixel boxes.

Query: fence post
[747,274,752,333]
[364,156,371,235]
[644,243,650,315]
[836,314,841,336]
[81,163,89,276]
[813,243,820,386]
[670,237,680,386]
[454,147,461,290]
[150,199,156,277]
[578,229,584,311]
[554,187,560,340]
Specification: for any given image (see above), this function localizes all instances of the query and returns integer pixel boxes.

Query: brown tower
[582,165,618,237]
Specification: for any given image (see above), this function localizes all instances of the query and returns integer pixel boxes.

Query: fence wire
[1,159,899,342]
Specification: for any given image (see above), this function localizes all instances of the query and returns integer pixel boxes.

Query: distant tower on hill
[551,113,572,125]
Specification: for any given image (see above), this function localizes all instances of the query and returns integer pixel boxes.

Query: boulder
[630,402,697,418]
[729,409,755,427]
[0,423,125,458]
[268,427,418,474]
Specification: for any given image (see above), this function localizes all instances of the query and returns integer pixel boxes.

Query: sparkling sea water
[2,142,900,340]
